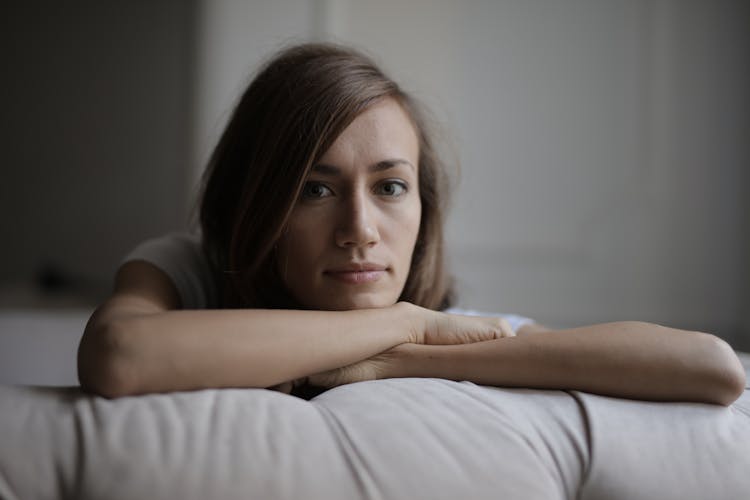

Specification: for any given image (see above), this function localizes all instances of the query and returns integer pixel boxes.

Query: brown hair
[198,43,454,310]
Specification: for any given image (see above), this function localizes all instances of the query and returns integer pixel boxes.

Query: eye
[375,180,407,197]
[301,182,333,199]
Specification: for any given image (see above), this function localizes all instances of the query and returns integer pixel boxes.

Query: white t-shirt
[121,232,535,332]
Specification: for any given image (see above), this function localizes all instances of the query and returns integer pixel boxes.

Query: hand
[267,378,306,394]
[305,344,409,389]
[399,302,516,345]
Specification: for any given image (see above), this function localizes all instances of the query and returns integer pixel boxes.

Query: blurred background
[1,0,748,383]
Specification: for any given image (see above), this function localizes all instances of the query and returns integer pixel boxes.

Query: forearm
[396,321,746,405]
[79,302,413,397]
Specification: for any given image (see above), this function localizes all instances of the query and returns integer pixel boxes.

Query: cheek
[389,200,422,259]
[277,213,327,273]
[408,198,422,237]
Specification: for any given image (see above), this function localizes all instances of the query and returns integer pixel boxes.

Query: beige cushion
[1,355,748,500]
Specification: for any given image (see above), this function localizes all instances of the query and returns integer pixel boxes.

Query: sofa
[1,308,749,499]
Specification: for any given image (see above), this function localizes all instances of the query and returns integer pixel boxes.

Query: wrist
[388,343,431,378]
[398,342,483,381]
[391,301,426,344]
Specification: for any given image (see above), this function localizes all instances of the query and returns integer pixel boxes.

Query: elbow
[78,319,140,399]
[700,334,746,406]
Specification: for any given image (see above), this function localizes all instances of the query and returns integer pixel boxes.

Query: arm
[78,261,416,398]
[78,262,510,398]
[404,322,746,405]
[379,322,746,406]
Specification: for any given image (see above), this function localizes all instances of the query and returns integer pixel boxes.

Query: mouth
[324,263,388,284]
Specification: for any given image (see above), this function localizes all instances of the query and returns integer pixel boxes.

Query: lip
[324,263,388,284]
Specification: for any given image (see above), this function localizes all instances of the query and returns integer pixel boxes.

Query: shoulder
[123,231,202,257]
[120,231,219,309]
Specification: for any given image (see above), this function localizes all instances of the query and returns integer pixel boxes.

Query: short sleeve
[120,232,219,309]
[442,307,536,334]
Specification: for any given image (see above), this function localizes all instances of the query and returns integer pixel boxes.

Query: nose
[334,190,380,248]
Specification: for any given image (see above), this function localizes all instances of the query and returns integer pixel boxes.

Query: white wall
[5,1,744,348]
[191,0,749,347]
[188,0,318,196]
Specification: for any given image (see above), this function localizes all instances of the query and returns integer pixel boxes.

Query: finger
[498,318,516,338]
[482,317,513,339]
[307,370,338,388]
[268,381,294,393]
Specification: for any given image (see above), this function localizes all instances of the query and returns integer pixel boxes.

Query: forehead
[318,98,419,168]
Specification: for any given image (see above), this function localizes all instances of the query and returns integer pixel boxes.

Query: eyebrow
[311,158,415,176]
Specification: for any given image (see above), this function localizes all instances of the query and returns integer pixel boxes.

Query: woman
[77,43,745,404]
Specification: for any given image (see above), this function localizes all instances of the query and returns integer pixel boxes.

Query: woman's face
[276,98,421,310]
